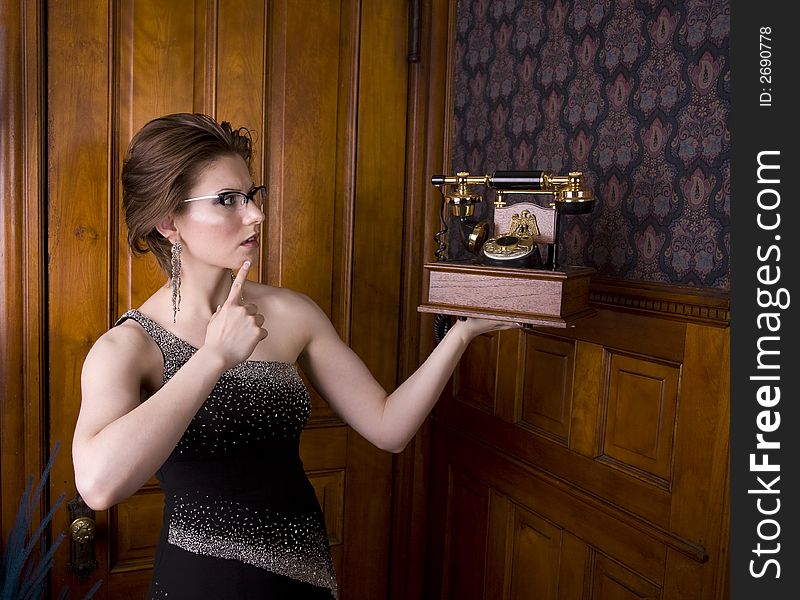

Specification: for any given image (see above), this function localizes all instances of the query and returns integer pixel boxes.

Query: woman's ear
[155,216,178,243]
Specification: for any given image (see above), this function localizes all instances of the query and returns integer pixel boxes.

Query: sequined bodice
[116,310,337,598]
[119,309,310,458]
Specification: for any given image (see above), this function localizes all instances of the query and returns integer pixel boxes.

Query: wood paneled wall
[0,0,47,552]
[2,1,732,599]
[2,0,411,598]
[390,1,732,596]
[425,290,730,599]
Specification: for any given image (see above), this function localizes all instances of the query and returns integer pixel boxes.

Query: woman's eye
[218,194,238,206]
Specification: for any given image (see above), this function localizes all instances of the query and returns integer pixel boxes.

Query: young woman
[72,113,513,599]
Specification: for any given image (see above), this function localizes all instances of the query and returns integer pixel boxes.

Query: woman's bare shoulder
[83,317,162,385]
[248,282,320,315]
[91,319,144,352]
[246,283,332,359]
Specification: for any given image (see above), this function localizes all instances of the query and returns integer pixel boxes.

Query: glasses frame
[183,184,267,207]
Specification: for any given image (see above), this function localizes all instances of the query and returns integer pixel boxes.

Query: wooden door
[1,0,408,598]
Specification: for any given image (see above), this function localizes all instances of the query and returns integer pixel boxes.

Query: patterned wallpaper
[450,0,730,289]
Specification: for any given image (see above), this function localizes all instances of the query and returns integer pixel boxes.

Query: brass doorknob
[68,495,98,582]
[69,516,96,544]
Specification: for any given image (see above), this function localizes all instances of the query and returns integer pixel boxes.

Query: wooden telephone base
[418,262,596,328]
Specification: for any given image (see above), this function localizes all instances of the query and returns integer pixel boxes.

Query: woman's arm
[73,263,266,510]
[297,295,514,453]
[73,334,230,509]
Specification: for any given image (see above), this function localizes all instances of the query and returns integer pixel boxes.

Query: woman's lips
[241,234,259,247]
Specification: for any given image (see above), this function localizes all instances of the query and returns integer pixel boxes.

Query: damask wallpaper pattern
[451,0,730,288]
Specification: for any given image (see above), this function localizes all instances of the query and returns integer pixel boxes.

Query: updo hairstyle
[121,112,253,274]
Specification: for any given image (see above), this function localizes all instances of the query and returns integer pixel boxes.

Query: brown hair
[121,113,253,273]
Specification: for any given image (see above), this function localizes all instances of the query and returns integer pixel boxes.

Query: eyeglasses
[183,185,267,209]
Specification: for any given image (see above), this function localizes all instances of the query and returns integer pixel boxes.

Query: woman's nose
[243,200,265,224]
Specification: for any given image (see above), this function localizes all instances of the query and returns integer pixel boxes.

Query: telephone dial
[480,209,543,268]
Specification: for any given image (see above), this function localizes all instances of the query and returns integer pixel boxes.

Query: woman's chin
[231,250,258,270]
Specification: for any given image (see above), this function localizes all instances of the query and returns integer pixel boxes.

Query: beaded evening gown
[116,310,338,600]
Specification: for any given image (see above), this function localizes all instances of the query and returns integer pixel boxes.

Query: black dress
[116,310,338,600]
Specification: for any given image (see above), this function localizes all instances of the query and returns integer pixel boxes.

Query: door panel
[266,0,343,424]
[43,1,406,597]
[508,503,563,600]
[108,483,163,573]
[589,552,662,600]
[47,1,112,596]
[443,469,489,599]
[116,0,218,312]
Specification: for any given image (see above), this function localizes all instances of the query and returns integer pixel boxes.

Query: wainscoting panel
[426,287,729,599]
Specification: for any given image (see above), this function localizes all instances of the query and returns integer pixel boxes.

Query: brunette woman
[72,113,513,599]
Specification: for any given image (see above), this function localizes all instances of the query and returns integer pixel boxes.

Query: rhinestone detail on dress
[168,493,337,596]
[116,310,337,598]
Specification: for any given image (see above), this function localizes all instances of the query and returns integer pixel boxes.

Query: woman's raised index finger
[226,260,251,304]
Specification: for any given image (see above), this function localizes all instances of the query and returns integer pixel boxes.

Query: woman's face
[174,153,264,271]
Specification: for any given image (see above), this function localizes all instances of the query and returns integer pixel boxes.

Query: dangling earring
[171,239,182,323]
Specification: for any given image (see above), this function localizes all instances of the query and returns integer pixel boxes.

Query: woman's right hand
[202,261,268,369]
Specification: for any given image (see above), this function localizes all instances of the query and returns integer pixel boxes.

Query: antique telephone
[419,170,597,331]
[431,170,595,269]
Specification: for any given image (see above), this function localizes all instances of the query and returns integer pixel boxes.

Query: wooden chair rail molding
[589,276,730,326]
